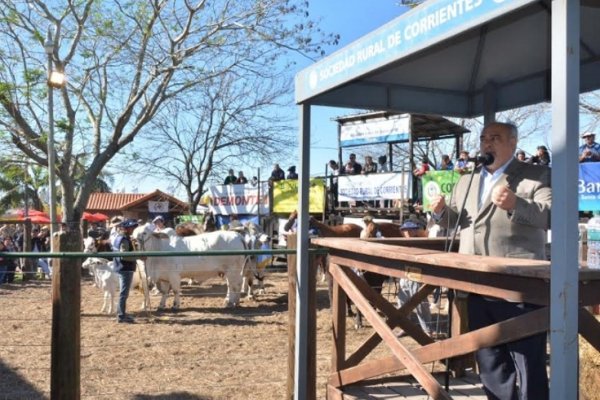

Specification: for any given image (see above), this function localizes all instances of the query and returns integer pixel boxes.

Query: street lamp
[44,27,64,251]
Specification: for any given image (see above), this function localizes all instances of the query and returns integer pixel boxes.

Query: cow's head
[131,223,156,251]
[83,237,97,253]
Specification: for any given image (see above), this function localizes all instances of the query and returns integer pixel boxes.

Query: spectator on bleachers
[439,154,454,170]
[223,169,237,185]
[236,171,248,184]
[378,155,389,173]
[328,160,340,208]
[527,145,551,166]
[362,155,377,174]
[454,150,473,174]
[286,166,298,180]
[413,157,430,204]
[516,149,527,162]
[269,163,285,182]
[579,132,600,163]
[343,153,362,175]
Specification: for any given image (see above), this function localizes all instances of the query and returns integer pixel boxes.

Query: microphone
[468,153,495,166]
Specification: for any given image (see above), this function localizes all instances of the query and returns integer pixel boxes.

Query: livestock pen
[0,230,408,399]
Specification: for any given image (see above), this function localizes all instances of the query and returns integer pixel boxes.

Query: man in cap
[579,132,600,163]
[286,166,298,180]
[111,219,138,323]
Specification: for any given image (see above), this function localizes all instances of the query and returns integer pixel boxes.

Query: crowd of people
[0,225,56,284]
[222,163,298,187]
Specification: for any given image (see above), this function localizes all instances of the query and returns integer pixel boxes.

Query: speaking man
[430,121,551,400]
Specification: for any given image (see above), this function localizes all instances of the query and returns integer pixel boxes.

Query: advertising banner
[579,162,600,212]
[148,201,169,213]
[207,183,269,215]
[296,0,533,102]
[272,179,325,214]
[340,114,410,147]
[421,170,462,212]
[338,172,410,201]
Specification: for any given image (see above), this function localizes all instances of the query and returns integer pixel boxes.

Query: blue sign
[296,0,536,102]
[579,162,600,211]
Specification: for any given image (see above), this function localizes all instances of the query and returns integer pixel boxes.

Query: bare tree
[133,71,295,213]
[0,0,338,228]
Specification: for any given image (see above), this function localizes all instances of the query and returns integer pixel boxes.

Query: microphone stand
[442,163,480,391]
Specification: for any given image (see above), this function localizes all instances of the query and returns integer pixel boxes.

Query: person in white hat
[152,215,165,232]
[109,216,124,242]
[579,132,600,163]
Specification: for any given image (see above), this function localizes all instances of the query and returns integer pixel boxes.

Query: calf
[82,257,119,314]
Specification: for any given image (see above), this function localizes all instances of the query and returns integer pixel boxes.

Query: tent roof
[296,0,600,116]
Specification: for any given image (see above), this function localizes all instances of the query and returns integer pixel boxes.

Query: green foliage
[23,69,44,85]
[55,119,72,133]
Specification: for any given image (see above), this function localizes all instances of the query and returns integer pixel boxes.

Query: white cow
[82,236,150,311]
[236,223,271,299]
[132,223,248,309]
[81,257,119,314]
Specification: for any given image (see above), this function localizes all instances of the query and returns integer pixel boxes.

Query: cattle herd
[82,214,432,323]
[82,221,270,315]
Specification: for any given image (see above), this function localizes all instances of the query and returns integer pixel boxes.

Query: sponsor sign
[340,115,410,147]
[338,172,410,201]
[579,162,600,212]
[272,179,325,214]
[148,201,169,213]
[421,170,461,211]
[207,183,269,215]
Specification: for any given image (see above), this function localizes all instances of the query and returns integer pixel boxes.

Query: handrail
[0,248,328,259]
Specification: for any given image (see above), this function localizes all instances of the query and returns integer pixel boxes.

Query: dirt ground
[0,267,430,400]
[0,267,598,400]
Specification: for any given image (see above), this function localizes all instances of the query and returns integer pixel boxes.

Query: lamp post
[44,27,59,251]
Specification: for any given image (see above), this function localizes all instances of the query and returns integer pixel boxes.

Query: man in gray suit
[431,121,551,400]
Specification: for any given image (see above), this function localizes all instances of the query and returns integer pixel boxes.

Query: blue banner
[579,162,600,211]
[296,0,536,102]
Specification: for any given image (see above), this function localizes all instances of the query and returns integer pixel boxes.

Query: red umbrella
[83,212,109,223]
[27,215,51,224]
[92,212,109,222]
[17,208,49,218]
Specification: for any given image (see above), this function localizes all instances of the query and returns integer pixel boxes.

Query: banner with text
[579,162,600,211]
[421,170,461,212]
[207,183,269,215]
[340,114,410,147]
[338,172,410,201]
[272,179,325,214]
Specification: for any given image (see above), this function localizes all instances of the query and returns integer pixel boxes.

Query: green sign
[177,214,203,224]
[421,171,461,212]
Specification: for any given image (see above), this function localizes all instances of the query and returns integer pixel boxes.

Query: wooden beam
[329,307,549,387]
[51,231,81,399]
[330,263,452,400]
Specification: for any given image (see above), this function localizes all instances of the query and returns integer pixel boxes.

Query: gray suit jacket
[439,158,551,260]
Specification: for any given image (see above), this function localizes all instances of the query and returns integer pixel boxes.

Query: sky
[296,1,410,177]
[112,1,409,195]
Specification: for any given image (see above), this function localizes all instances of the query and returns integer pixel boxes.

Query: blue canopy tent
[293,1,600,398]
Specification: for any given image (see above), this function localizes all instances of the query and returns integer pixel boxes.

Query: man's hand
[491,185,517,212]
[430,195,446,215]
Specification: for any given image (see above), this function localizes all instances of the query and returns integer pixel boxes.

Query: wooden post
[286,233,317,400]
[450,292,476,377]
[307,250,317,400]
[51,231,81,399]
[287,233,297,400]
[22,219,33,281]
